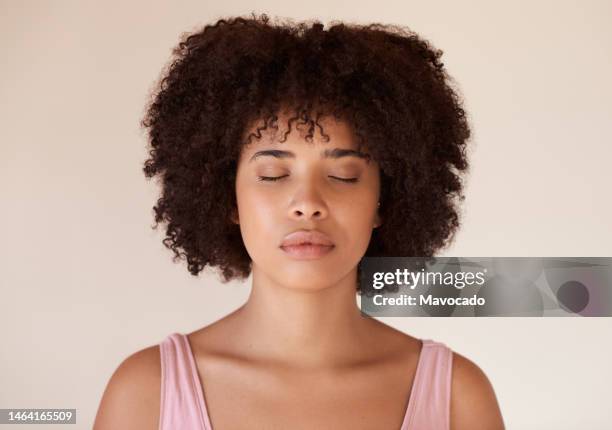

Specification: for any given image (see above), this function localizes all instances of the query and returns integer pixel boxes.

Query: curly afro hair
[141,13,471,296]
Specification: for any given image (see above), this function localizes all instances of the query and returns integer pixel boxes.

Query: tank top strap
[159,332,211,430]
[402,339,453,430]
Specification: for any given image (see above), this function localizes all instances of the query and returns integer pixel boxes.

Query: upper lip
[280,230,335,247]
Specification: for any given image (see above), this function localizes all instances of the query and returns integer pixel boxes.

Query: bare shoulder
[362,317,422,354]
[93,344,161,430]
[450,351,505,430]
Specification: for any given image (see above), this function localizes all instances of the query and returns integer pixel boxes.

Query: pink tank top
[159,332,452,430]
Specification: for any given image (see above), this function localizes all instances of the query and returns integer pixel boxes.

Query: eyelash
[257,175,359,183]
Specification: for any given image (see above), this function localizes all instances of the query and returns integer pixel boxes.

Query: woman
[95,13,505,429]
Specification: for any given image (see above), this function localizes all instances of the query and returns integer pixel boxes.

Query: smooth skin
[94,112,505,430]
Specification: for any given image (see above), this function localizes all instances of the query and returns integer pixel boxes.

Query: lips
[280,243,334,259]
[280,230,335,247]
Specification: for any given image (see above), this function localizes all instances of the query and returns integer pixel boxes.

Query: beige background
[1,1,611,429]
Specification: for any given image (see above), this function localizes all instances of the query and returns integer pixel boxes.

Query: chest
[197,360,416,430]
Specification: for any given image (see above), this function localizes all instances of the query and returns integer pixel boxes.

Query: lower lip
[280,244,335,260]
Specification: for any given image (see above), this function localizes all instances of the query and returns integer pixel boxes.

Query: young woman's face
[233,113,382,291]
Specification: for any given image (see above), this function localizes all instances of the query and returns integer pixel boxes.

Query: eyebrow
[249,148,371,163]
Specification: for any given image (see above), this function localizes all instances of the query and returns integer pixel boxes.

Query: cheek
[236,186,279,247]
[240,187,277,222]
[338,192,377,221]
[335,199,377,244]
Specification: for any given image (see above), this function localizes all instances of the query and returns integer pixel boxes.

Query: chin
[274,269,344,291]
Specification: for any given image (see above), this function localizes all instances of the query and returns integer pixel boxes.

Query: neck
[226,265,372,369]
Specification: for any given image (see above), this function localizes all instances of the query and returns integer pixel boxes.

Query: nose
[288,189,328,220]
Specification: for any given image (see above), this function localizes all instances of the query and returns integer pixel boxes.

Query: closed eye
[331,176,359,183]
[257,175,358,183]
